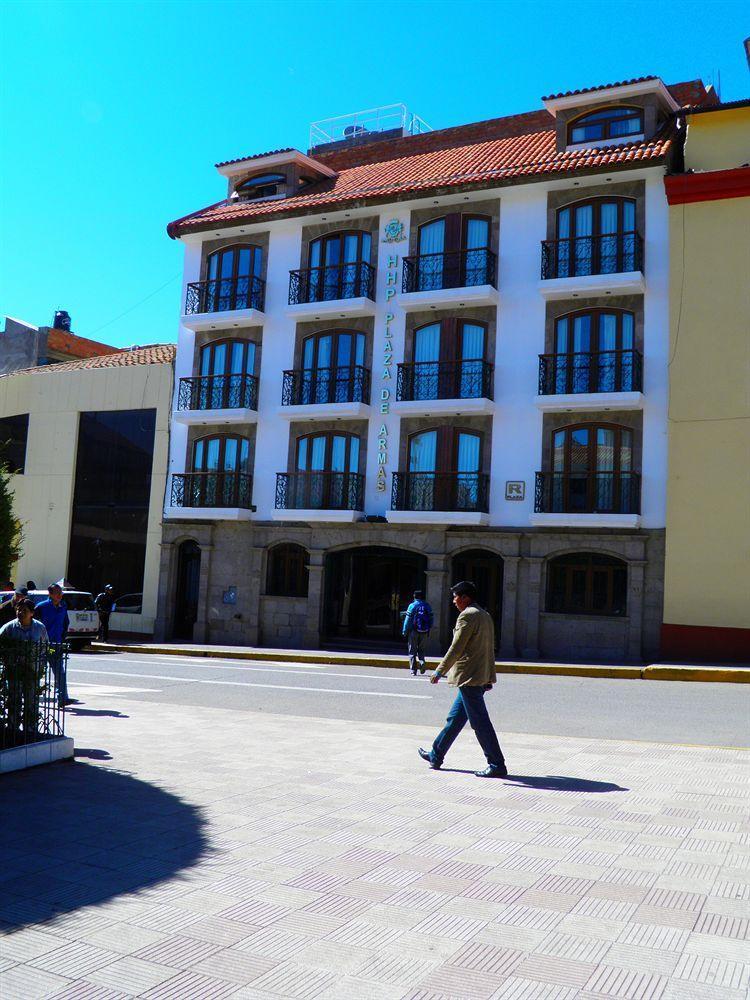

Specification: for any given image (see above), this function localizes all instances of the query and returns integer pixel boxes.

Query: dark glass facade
[67,409,156,602]
[0,413,29,473]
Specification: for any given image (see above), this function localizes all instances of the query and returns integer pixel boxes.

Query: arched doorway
[450,549,504,649]
[173,540,201,640]
[324,546,426,645]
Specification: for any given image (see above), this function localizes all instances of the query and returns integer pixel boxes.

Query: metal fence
[0,640,66,751]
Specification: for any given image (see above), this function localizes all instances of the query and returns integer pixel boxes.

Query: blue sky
[1,0,747,349]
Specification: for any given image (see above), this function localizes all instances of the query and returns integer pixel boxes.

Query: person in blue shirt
[35,583,72,707]
[402,589,434,676]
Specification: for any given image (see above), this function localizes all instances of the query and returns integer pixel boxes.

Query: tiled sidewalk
[1,693,748,1000]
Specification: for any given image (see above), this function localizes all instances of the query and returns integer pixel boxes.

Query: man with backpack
[402,589,433,675]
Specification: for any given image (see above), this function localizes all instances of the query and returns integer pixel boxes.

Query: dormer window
[568,107,644,144]
[236,173,286,199]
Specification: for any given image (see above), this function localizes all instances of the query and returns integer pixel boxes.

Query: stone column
[192,543,214,644]
[242,546,263,646]
[302,549,325,649]
[521,556,544,659]
[153,540,174,641]
[626,559,646,662]
[499,556,520,659]
[425,555,448,656]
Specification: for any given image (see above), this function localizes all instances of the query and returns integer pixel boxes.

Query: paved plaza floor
[1,689,749,999]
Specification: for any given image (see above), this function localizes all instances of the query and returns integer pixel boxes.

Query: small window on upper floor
[0,413,29,474]
[236,173,286,200]
[568,107,644,145]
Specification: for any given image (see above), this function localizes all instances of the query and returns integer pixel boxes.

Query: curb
[90,643,750,683]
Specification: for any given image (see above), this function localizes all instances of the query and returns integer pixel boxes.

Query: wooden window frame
[407,426,484,474]
[556,197,637,239]
[567,106,644,144]
[192,434,251,474]
[200,338,257,378]
[308,230,372,268]
[546,552,628,616]
[412,318,488,363]
[206,244,263,282]
[236,173,286,198]
[295,431,361,475]
[266,543,309,598]
[301,330,366,374]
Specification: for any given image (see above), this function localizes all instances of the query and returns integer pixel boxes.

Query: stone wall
[259,595,308,647]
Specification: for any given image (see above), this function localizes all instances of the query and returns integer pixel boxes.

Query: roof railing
[309,104,431,151]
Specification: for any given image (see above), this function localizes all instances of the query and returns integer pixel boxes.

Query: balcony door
[192,434,250,506]
[205,245,262,311]
[556,198,636,276]
[295,432,360,509]
[412,320,486,400]
[416,214,490,290]
[407,427,482,510]
[301,331,365,404]
[199,340,256,408]
[554,310,634,393]
[552,423,633,512]
[308,231,371,301]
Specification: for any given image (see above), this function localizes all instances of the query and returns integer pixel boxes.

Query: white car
[0,589,99,650]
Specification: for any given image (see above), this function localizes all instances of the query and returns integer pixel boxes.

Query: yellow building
[0,345,175,636]
[663,100,750,661]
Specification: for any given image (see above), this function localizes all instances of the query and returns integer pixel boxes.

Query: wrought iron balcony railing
[288,261,375,305]
[397,360,494,402]
[185,275,265,314]
[538,350,643,395]
[401,247,497,293]
[281,366,370,406]
[541,232,644,279]
[178,374,259,411]
[391,472,490,513]
[275,471,365,511]
[534,471,641,514]
[170,472,253,509]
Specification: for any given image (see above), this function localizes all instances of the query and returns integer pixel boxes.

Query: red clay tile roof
[4,344,176,377]
[542,76,659,101]
[46,328,120,360]
[215,147,295,168]
[669,79,720,109]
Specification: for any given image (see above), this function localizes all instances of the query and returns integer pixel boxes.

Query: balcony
[536,350,644,412]
[531,471,641,528]
[279,366,371,420]
[181,276,266,331]
[174,374,259,425]
[539,233,645,299]
[388,472,490,526]
[272,471,365,522]
[399,248,498,311]
[287,262,376,319]
[394,360,494,416]
[166,472,254,521]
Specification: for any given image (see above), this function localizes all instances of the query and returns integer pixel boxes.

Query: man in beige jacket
[419,580,507,778]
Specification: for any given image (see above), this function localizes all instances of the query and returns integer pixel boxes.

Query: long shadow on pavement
[0,760,210,930]
[504,774,629,793]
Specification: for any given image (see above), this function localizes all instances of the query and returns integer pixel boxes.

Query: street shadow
[74,748,113,761]
[440,767,479,775]
[68,708,130,719]
[503,774,629,793]
[0,760,210,930]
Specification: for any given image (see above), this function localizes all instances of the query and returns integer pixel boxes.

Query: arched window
[204,245,263,311]
[568,107,644,145]
[416,214,492,290]
[308,230,372,300]
[189,435,252,507]
[555,197,637,276]
[300,330,366,404]
[551,309,636,393]
[236,173,286,199]
[550,423,636,513]
[266,543,309,597]
[293,431,361,509]
[198,339,257,409]
[409,319,488,400]
[546,553,627,616]
[405,427,484,511]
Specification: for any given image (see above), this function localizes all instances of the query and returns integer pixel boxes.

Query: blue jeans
[431,685,505,768]
[48,646,68,704]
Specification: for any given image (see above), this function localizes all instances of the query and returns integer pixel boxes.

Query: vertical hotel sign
[376,219,406,493]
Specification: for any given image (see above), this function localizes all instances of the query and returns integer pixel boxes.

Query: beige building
[663,100,750,661]
[0,344,175,635]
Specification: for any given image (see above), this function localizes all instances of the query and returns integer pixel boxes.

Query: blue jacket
[36,599,69,643]
[402,599,433,636]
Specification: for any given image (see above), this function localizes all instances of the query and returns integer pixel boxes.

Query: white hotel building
[157,76,716,660]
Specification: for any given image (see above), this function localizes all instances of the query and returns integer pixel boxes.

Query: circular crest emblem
[382,218,405,243]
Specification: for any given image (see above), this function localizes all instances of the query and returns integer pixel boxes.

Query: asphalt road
[65,650,750,748]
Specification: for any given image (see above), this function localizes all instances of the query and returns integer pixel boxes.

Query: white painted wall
[166,167,669,528]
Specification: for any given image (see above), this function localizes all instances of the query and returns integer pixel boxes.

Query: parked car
[0,589,98,650]
[112,593,143,615]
